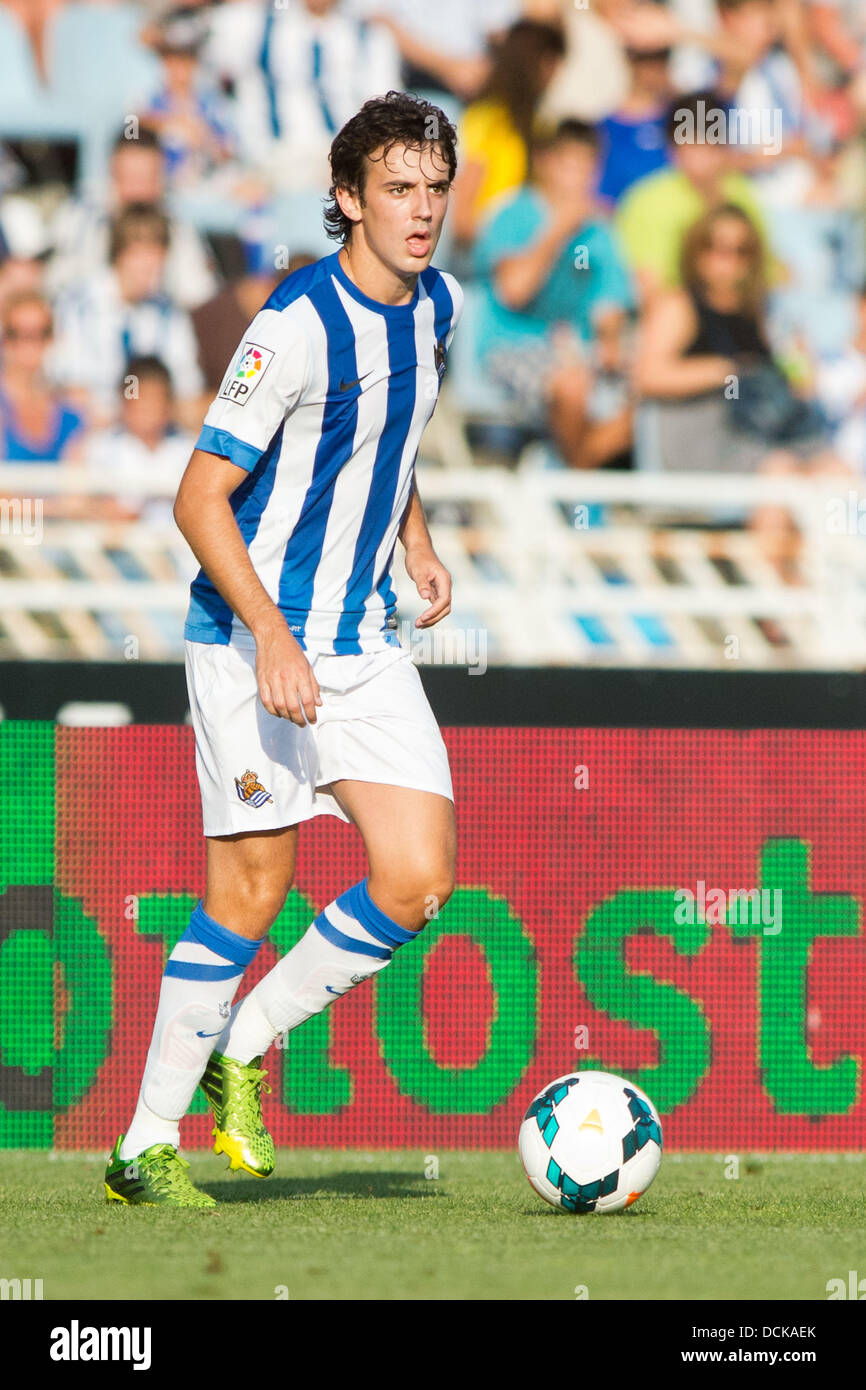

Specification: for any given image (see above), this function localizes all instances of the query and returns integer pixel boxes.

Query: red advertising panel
[2,724,865,1149]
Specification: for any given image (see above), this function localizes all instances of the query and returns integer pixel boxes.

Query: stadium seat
[269,190,336,260]
[0,8,78,138]
[403,87,464,132]
[0,9,44,110]
[44,2,161,189]
[46,2,160,116]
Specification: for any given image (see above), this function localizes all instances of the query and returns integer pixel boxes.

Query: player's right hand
[254,622,323,726]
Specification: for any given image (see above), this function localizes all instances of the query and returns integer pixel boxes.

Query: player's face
[349,142,451,274]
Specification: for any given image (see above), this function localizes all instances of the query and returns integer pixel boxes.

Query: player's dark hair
[109,204,171,262]
[111,126,162,158]
[122,354,173,396]
[324,90,458,245]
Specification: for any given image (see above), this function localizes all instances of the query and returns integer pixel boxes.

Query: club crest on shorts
[234,769,273,807]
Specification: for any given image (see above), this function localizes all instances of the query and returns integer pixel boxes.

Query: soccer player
[104,90,463,1207]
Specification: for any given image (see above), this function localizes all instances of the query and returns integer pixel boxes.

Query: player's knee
[370,857,454,929]
[226,871,291,929]
[404,862,456,925]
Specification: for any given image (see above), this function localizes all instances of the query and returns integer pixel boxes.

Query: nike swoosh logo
[324,985,345,996]
[196,1029,223,1037]
[339,371,373,392]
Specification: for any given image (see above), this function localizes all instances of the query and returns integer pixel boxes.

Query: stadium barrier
[2,721,865,1150]
[1,463,863,666]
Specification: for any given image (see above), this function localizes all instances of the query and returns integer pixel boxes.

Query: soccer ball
[518,1070,662,1214]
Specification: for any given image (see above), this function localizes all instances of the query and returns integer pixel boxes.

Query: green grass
[2,1150,864,1301]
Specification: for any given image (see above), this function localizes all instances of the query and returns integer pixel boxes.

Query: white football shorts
[184,639,454,836]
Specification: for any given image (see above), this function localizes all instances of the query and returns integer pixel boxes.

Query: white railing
[0,463,862,667]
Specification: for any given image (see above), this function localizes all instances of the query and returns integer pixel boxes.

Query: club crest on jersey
[220,342,275,405]
[234,769,273,807]
[434,337,448,381]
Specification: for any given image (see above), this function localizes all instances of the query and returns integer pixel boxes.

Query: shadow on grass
[202,1170,448,1204]
[520,1205,649,1219]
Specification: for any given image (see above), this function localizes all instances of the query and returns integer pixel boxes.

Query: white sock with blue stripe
[219,879,417,1065]
[119,902,264,1160]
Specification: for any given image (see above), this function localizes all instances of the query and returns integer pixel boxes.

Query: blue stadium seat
[269,190,336,259]
[403,87,464,131]
[47,2,160,117]
[45,2,161,189]
[0,9,78,139]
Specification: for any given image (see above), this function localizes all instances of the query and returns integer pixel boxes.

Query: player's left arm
[399,475,451,629]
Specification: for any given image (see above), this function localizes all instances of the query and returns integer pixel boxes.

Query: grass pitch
[2,1150,864,1301]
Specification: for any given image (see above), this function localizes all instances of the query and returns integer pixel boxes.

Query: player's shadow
[203,1170,447,1204]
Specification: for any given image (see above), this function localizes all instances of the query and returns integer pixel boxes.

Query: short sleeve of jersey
[196,306,312,472]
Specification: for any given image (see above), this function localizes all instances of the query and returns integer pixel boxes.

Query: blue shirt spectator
[595,48,671,206]
[597,110,669,204]
[474,187,633,359]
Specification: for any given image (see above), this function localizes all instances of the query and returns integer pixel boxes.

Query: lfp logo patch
[220,341,275,405]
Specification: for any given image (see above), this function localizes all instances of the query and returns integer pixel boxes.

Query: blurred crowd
[1,0,866,525]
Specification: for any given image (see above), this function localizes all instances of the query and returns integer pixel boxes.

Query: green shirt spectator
[616,165,771,295]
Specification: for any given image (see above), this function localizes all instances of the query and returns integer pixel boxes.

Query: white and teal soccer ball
[518,1070,662,1214]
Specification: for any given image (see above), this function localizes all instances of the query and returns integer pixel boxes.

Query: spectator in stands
[192,250,316,395]
[712,0,820,207]
[596,46,673,207]
[203,0,401,191]
[804,0,866,126]
[474,119,634,469]
[616,89,772,302]
[526,0,630,123]
[50,205,205,426]
[634,204,839,486]
[48,128,219,311]
[0,198,49,317]
[0,290,85,462]
[527,0,746,125]
[85,355,195,521]
[451,18,567,248]
[355,0,519,102]
[140,6,236,194]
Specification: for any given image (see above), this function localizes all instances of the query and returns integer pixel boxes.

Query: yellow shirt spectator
[458,99,529,226]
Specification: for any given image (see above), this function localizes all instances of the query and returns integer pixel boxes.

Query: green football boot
[104,1136,217,1208]
[199,1051,275,1178]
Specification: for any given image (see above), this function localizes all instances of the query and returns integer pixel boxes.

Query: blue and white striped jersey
[185,250,463,655]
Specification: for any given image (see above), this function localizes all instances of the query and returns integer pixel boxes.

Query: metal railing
[0,463,862,667]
